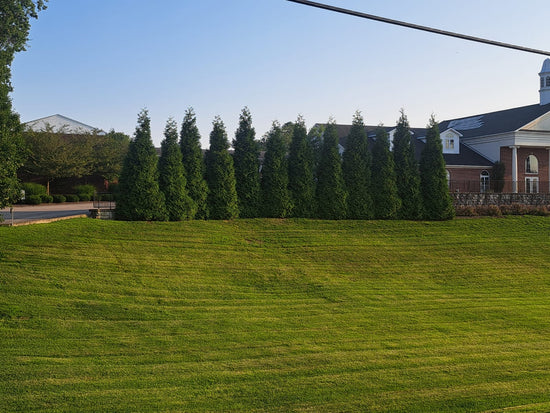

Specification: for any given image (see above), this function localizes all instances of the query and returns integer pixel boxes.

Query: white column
[510,146,518,193]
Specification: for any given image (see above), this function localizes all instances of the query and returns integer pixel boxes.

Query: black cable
[287,0,550,57]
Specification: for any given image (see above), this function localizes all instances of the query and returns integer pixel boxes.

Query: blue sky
[11,0,550,147]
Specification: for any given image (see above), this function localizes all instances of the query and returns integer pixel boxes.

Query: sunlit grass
[1,217,549,412]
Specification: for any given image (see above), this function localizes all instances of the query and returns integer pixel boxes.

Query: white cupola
[539,58,550,105]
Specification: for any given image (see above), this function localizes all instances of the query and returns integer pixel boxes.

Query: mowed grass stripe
[1,217,549,412]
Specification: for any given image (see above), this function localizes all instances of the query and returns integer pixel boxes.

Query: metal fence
[93,192,116,209]
[449,180,550,194]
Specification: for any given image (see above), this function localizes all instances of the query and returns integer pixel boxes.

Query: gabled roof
[24,114,104,135]
[329,124,493,168]
[438,103,550,139]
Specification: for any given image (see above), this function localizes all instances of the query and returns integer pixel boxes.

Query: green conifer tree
[232,107,261,218]
[315,121,347,219]
[342,111,373,219]
[180,108,208,219]
[371,127,401,219]
[419,116,455,220]
[393,109,423,220]
[158,118,195,221]
[288,116,315,217]
[116,109,167,221]
[205,116,239,220]
[261,122,292,218]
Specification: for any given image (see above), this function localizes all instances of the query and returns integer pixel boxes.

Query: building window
[526,177,539,193]
[480,170,490,193]
[446,170,451,188]
[547,76,550,87]
[542,77,546,89]
[525,155,538,174]
[445,139,455,150]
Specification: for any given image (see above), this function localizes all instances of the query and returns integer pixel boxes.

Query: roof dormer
[441,128,462,154]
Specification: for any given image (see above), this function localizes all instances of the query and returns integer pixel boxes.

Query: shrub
[40,194,53,203]
[25,195,42,205]
[475,205,502,217]
[455,205,477,216]
[65,194,80,202]
[22,182,46,196]
[78,194,92,202]
[52,194,66,203]
[74,184,95,198]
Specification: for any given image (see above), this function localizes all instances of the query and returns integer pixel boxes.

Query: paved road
[0,202,95,225]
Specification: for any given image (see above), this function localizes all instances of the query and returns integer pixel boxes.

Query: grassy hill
[1,217,550,412]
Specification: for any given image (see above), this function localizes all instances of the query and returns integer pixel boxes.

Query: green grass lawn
[1,217,550,412]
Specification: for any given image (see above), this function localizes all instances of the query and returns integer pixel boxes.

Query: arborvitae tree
[307,123,325,177]
[315,121,347,219]
[180,108,208,219]
[205,116,239,220]
[490,160,505,192]
[371,127,401,219]
[116,109,167,221]
[288,116,315,217]
[419,116,455,220]
[232,107,261,218]
[393,109,423,220]
[261,121,292,218]
[158,118,195,221]
[342,111,373,219]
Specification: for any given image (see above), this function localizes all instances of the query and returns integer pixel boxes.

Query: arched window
[480,170,490,193]
[547,76,550,87]
[542,77,546,89]
[526,155,538,174]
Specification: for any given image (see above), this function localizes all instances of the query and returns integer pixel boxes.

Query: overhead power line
[287,0,550,57]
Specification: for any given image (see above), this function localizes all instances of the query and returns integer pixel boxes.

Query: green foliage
[491,160,505,192]
[25,194,41,204]
[371,127,401,219]
[73,184,95,198]
[288,116,315,217]
[1,218,550,412]
[52,194,66,203]
[158,118,195,221]
[21,182,46,196]
[260,122,292,218]
[115,109,167,221]
[39,193,53,203]
[205,116,239,220]
[180,108,208,219]
[393,109,423,219]
[0,97,24,208]
[342,111,373,219]
[232,107,261,218]
[93,129,130,182]
[315,121,347,219]
[420,116,455,220]
[64,194,79,202]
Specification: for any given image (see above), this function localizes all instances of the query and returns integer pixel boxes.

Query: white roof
[24,114,104,134]
[541,58,550,74]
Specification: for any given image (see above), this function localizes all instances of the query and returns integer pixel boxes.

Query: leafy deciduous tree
[180,108,208,219]
[342,111,373,219]
[371,127,401,219]
[261,121,292,218]
[419,116,455,220]
[315,121,347,219]
[115,109,167,221]
[205,116,238,220]
[393,109,423,220]
[232,107,260,218]
[158,118,195,221]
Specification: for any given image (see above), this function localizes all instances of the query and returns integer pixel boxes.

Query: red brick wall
[447,167,492,193]
[500,146,549,192]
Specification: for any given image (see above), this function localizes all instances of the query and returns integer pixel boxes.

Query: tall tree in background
[205,116,238,220]
[159,118,195,221]
[371,127,401,219]
[393,109,423,220]
[232,107,260,218]
[315,121,347,219]
[115,110,167,221]
[419,116,455,220]
[0,0,48,209]
[261,121,292,218]
[180,108,208,219]
[288,116,315,217]
[94,130,130,183]
[342,111,373,219]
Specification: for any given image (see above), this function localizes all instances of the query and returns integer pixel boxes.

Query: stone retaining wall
[452,193,550,207]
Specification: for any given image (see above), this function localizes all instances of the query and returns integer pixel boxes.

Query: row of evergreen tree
[115,108,454,221]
